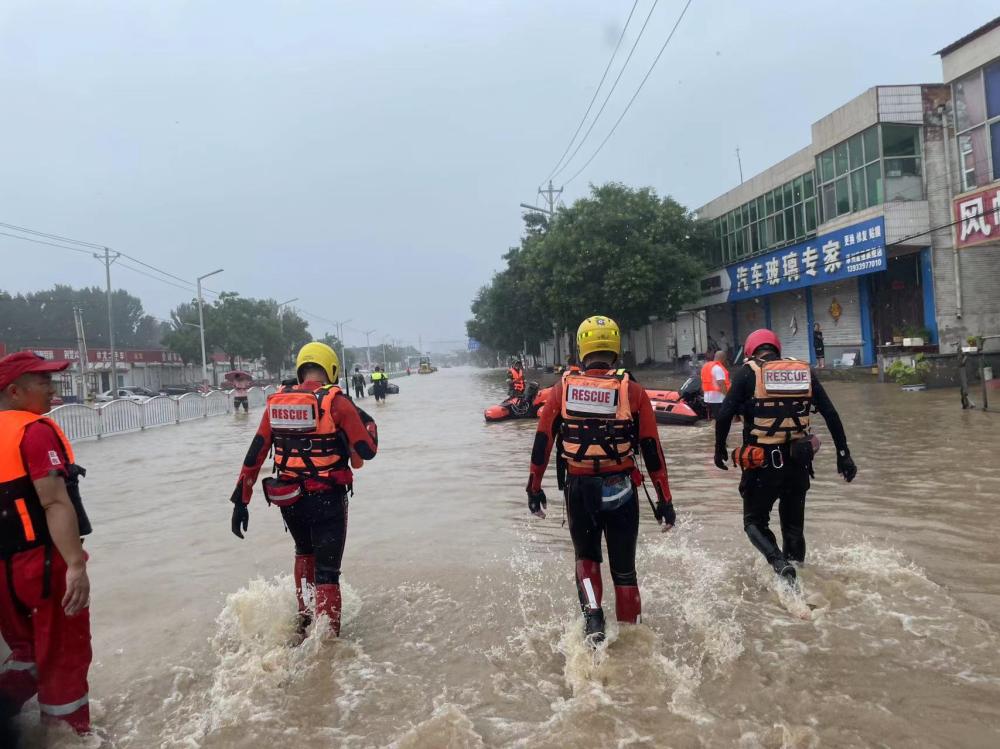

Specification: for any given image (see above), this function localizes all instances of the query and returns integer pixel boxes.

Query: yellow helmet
[295,341,340,383]
[576,315,621,362]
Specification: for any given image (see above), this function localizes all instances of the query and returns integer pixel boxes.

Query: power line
[116,260,201,294]
[563,0,695,187]
[550,0,662,182]
[541,0,641,185]
[0,230,95,256]
[0,221,105,250]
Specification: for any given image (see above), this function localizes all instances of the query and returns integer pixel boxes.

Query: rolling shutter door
[769,291,810,362]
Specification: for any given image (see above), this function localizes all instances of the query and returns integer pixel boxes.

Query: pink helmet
[744,329,782,358]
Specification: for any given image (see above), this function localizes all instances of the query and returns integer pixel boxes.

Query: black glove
[654,499,676,527]
[527,488,547,517]
[714,444,729,471]
[837,450,857,483]
[230,487,249,539]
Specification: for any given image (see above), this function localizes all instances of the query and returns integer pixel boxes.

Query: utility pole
[736,147,744,184]
[94,247,120,396]
[73,307,89,402]
[197,268,224,389]
[538,180,562,216]
[522,183,563,367]
[277,297,299,376]
[333,318,351,389]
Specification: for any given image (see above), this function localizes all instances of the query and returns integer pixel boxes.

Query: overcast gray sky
[1,1,995,351]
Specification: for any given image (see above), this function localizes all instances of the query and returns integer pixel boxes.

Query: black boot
[771,557,797,583]
[0,694,20,749]
[583,608,606,645]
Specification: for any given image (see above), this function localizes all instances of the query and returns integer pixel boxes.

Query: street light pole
[197,268,224,388]
[332,318,352,390]
[363,329,376,369]
[276,297,299,377]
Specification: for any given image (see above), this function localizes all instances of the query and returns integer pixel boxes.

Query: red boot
[614,585,641,624]
[294,555,315,637]
[315,583,342,637]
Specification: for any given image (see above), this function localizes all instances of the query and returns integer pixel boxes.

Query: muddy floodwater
[12,367,1000,748]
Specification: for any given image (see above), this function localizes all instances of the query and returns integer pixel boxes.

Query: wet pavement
[11,367,1000,748]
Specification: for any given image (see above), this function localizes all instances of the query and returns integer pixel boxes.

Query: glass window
[741,204,750,225]
[848,133,864,168]
[958,126,988,190]
[866,162,883,206]
[784,207,794,238]
[765,191,775,214]
[783,181,793,207]
[750,224,759,253]
[803,171,815,198]
[885,159,923,201]
[987,61,1000,119]
[749,200,757,222]
[882,125,919,157]
[818,151,835,182]
[863,127,879,162]
[805,199,817,232]
[821,184,836,223]
[992,121,1000,181]
[792,176,803,203]
[850,169,867,210]
[757,196,766,219]
[834,142,849,176]
[773,214,785,242]
[759,218,770,248]
[793,205,803,238]
[954,69,986,131]
[835,177,849,215]
[774,187,784,211]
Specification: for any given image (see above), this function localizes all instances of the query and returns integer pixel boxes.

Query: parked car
[159,384,202,396]
[95,386,157,403]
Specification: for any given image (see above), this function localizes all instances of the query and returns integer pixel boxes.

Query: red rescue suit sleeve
[234,409,274,505]
[331,393,378,462]
[527,385,564,493]
[631,383,672,502]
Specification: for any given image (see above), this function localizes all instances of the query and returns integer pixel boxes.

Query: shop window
[782,181,793,207]
[986,61,1000,119]
[865,163,883,205]
[784,207,794,238]
[818,151,834,182]
[863,127,879,161]
[885,158,923,201]
[821,183,836,222]
[835,177,849,214]
[850,169,867,210]
[992,121,1000,180]
[803,172,815,199]
[805,199,817,232]
[834,142,849,176]
[793,204,803,238]
[958,127,988,191]
[793,176,803,203]
[773,187,784,211]
[954,69,986,131]
[848,133,864,169]
[882,125,919,157]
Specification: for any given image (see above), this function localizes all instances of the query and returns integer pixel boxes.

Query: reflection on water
[17,368,1000,747]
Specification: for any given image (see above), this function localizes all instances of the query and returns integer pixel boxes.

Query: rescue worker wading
[0,352,93,738]
[527,316,675,645]
[229,342,377,639]
[351,366,366,400]
[507,361,525,397]
[714,329,857,582]
[371,366,388,403]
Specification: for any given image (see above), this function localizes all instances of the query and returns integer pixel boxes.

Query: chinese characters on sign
[727,217,886,301]
[954,187,1000,249]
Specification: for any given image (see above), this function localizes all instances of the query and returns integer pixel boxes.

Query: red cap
[743,329,782,358]
[0,351,72,391]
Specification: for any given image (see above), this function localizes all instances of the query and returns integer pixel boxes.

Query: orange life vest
[268,385,352,483]
[509,368,525,392]
[746,358,813,445]
[0,411,75,557]
[558,369,636,472]
[700,361,730,394]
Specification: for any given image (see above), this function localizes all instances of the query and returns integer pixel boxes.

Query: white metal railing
[45,386,276,442]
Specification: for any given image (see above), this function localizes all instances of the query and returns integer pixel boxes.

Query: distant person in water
[352,367,366,399]
[371,366,389,402]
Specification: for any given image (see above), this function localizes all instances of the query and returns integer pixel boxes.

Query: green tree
[161,301,205,364]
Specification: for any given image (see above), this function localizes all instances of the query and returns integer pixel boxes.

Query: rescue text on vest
[566,385,618,415]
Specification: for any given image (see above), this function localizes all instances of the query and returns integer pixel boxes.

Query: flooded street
[23,368,1000,748]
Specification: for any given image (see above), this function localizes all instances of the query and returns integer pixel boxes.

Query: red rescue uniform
[0,413,92,734]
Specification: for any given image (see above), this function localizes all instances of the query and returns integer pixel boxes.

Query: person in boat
[526,315,675,644]
[507,360,525,397]
[714,329,857,583]
[229,342,378,639]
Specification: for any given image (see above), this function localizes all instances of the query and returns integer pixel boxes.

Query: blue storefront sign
[725,216,886,302]
[467,338,481,352]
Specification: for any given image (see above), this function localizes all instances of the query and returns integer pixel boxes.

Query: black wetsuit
[565,475,640,588]
[281,489,348,586]
[715,359,848,564]
[352,375,366,399]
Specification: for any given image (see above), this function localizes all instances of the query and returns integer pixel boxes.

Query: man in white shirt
[700,351,730,420]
